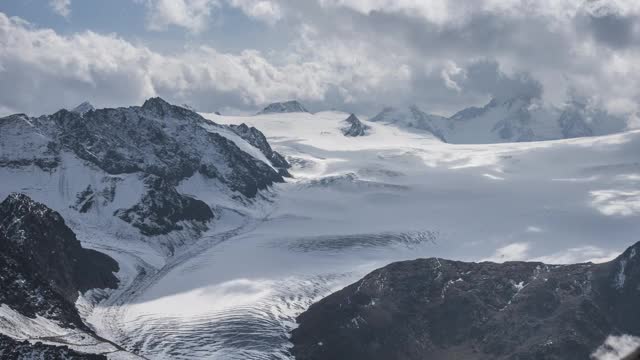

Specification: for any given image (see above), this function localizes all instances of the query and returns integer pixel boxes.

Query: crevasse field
[3,111,640,359]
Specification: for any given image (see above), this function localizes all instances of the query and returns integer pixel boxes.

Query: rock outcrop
[291,241,640,360]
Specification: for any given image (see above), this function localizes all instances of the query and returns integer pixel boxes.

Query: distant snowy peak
[342,114,370,137]
[70,101,95,116]
[369,106,448,141]
[371,97,628,144]
[258,100,309,114]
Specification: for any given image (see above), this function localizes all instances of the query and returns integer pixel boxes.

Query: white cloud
[143,0,219,33]
[229,0,282,24]
[314,0,640,25]
[0,13,409,115]
[483,242,530,262]
[142,0,282,32]
[49,0,71,18]
[533,246,619,264]
[526,226,543,233]
[590,190,640,216]
[592,335,640,360]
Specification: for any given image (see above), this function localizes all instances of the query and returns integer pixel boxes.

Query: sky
[1,0,640,116]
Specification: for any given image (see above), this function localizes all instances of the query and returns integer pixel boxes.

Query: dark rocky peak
[70,101,95,116]
[49,108,82,125]
[0,193,119,303]
[342,114,370,137]
[141,96,198,120]
[228,123,291,173]
[115,175,214,237]
[142,96,172,112]
[258,100,309,114]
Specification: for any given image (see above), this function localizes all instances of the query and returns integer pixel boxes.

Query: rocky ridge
[291,241,640,360]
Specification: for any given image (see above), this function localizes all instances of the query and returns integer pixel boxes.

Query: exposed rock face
[115,175,214,236]
[341,114,370,137]
[0,334,106,360]
[0,194,119,329]
[258,100,309,114]
[46,97,282,194]
[0,114,61,171]
[229,123,291,175]
[291,241,640,360]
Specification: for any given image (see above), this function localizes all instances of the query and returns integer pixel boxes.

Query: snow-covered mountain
[370,96,629,144]
[258,100,309,114]
[0,97,287,247]
[2,99,640,359]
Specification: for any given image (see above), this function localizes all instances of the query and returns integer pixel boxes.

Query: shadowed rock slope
[291,241,640,360]
[0,193,119,329]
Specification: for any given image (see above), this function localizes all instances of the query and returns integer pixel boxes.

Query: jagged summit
[341,114,370,137]
[258,100,309,114]
[70,101,95,116]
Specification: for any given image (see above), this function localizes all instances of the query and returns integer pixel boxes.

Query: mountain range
[370,96,629,143]
[1,97,639,359]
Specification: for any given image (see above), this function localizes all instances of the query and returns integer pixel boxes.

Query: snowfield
[3,109,640,358]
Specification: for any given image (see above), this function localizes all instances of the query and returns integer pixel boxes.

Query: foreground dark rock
[0,334,106,360]
[291,241,640,360]
[0,194,119,329]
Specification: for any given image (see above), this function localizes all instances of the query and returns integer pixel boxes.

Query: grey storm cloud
[3,1,640,117]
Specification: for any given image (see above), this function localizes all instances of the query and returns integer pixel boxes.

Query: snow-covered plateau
[1,99,640,359]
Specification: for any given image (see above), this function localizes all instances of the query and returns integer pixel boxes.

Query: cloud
[49,0,71,18]
[229,0,283,24]
[483,242,530,262]
[0,13,411,115]
[141,0,282,32]
[533,246,619,264]
[456,60,543,101]
[142,0,219,33]
[7,0,640,117]
[592,335,640,360]
[590,190,640,216]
